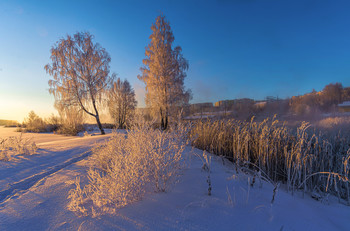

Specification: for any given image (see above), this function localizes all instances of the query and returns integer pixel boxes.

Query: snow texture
[0,127,349,230]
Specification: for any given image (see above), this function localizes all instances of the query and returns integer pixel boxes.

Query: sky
[1,0,350,122]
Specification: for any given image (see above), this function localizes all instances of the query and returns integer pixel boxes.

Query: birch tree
[138,15,191,130]
[45,32,113,134]
[108,78,137,129]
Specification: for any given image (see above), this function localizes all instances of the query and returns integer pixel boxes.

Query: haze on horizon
[1,0,350,122]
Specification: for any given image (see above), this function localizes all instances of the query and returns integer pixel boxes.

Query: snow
[338,101,350,107]
[0,127,349,230]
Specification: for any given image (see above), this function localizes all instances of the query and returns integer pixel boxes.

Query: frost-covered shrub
[22,111,48,133]
[56,124,84,136]
[45,114,61,132]
[55,103,85,136]
[67,177,87,215]
[68,119,189,216]
[18,110,85,136]
[0,119,19,127]
[0,134,38,161]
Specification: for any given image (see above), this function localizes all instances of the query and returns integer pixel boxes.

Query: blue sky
[1,0,350,121]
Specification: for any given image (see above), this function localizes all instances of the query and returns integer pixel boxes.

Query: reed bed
[190,116,350,204]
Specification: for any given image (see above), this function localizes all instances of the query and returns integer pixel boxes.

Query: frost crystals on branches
[45,32,114,135]
[138,15,191,130]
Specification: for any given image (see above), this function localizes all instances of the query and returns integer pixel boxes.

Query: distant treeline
[185,82,350,119]
[290,82,348,115]
[0,120,19,127]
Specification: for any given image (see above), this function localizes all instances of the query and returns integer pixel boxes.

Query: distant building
[190,102,213,110]
[187,102,214,114]
[266,96,278,102]
[214,100,235,107]
[214,98,254,108]
[254,101,267,109]
[338,101,350,112]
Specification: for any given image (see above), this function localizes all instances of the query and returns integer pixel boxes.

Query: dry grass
[190,116,350,204]
[0,134,38,161]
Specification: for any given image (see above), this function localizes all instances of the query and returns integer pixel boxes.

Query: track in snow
[0,150,91,206]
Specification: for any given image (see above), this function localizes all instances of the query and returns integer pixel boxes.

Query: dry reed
[190,116,350,204]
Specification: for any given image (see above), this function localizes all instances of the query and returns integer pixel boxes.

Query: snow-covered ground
[0,127,349,230]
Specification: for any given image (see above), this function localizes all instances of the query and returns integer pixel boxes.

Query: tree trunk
[165,114,168,130]
[95,115,105,135]
[118,117,122,129]
[160,108,165,130]
[160,114,168,130]
[161,116,165,130]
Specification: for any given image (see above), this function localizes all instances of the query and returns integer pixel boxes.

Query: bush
[56,124,84,136]
[45,114,61,132]
[102,123,115,129]
[18,110,85,136]
[0,119,20,127]
[54,103,85,136]
[68,119,189,216]
[22,111,48,133]
[0,134,38,161]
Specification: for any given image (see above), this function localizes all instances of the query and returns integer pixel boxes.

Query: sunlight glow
[0,98,56,122]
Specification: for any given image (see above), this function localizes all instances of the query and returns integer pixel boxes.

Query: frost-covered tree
[45,32,113,135]
[321,82,343,108]
[108,78,137,129]
[54,101,85,135]
[138,15,191,130]
[23,111,47,133]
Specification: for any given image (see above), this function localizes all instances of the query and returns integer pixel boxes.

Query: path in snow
[0,129,112,207]
[0,150,91,205]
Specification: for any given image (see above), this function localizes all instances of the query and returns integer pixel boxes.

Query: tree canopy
[45,32,113,134]
[138,15,191,130]
[108,78,137,129]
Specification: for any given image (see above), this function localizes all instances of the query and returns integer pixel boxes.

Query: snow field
[0,127,349,230]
